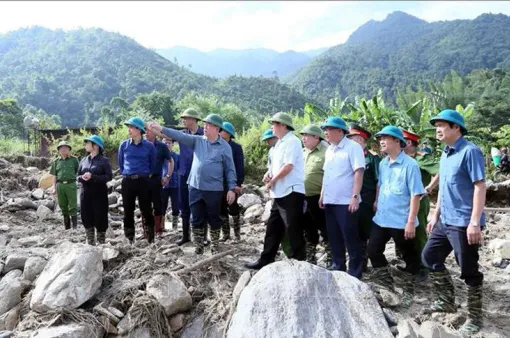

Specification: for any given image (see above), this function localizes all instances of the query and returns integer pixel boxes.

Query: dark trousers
[324,204,363,278]
[80,185,109,231]
[368,223,421,275]
[121,176,154,239]
[189,187,223,229]
[179,174,191,219]
[303,195,328,245]
[358,202,375,242]
[220,192,240,217]
[422,221,483,287]
[148,175,163,216]
[260,192,306,262]
[162,187,180,217]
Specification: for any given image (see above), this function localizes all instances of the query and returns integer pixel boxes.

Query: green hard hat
[300,124,324,139]
[202,114,224,129]
[56,140,72,150]
[269,112,294,131]
[180,107,201,120]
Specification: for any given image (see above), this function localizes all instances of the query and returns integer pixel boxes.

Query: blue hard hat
[84,135,104,150]
[124,116,146,133]
[222,121,236,138]
[375,126,406,147]
[320,116,349,133]
[261,129,275,141]
[429,109,467,135]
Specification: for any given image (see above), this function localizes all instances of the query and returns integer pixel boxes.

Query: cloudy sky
[1,1,510,52]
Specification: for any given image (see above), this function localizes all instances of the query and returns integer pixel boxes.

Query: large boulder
[3,254,29,273]
[22,256,47,282]
[31,188,45,200]
[30,242,103,313]
[0,271,24,316]
[243,204,264,222]
[227,260,392,338]
[146,274,192,316]
[36,205,53,220]
[30,324,100,338]
[238,194,262,209]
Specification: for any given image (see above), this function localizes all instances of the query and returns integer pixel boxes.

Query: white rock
[23,257,47,282]
[261,200,272,222]
[492,256,503,268]
[238,194,262,209]
[397,319,420,338]
[379,288,401,307]
[26,167,40,174]
[30,324,98,338]
[31,189,44,200]
[227,260,393,338]
[146,274,192,316]
[232,271,251,304]
[418,321,462,338]
[0,224,10,232]
[107,306,124,318]
[181,314,205,338]
[4,254,29,273]
[494,240,510,259]
[0,235,7,247]
[243,204,265,222]
[36,205,53,220]
[5,198,38,210]
[170,313,186,332]
[108,193,118,205]
[0,274,23,317]
[102,247,119,262]
[0,305,20,331]
[18,236,43,247]
[30,242,103,313]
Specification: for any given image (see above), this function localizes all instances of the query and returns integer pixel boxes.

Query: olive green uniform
[50,156,79,217]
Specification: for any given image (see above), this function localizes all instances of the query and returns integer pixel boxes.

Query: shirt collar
[388,151,405,165]
[330,136,347,150]
[444,136,467,154]
[128,138,144,146]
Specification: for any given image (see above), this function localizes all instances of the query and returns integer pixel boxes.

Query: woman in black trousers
[78,135,113,245]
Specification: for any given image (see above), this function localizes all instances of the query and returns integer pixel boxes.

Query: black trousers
[179,174,191,219]
[148,175,163,216]
[80,185,109,231]
[162,187,180,217]
[368,223,421,275]
[260,192,306,262]
[303,195,328,245]
[121,176,154,239]
[422,220,483,287]
[220,191,240,217]
[189,187,223,229]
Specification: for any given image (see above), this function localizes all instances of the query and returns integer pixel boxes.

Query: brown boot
[154,215,163,237]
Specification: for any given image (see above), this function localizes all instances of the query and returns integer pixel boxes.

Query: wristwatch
[470,222,480,227]
[165,175,171,178]
[352,194,359,199]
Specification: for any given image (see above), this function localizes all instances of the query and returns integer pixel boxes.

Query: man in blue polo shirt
[368,126,425,307]
[118,116,156,243]
[422,110,486,335]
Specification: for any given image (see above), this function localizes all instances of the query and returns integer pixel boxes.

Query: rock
[40,199,55,211]
[397,319,419,338]
[107,306,124,318]
[418,321,462,338]
[22,257,47,282]
[238,194,262,209]
[30,324,99,338]
[4,254,29,273]
[501,259,510,269]
[181,314,205,338]
[443,312,467,329]
[383,308,398,327]
[39,173,54,189]
[0,262,3,274]
[108,193,118,205]
[0,305,20,331]
[0,274,23,316]
[227,260,392,338]
[93,304,120,324]
[30,242,103,313]
[31,188,44,200]
[98,315,118,334]
[122,327,152,338]
[146,274,192,316]
[232,271,251,303]
[154,254,171,265]
[4,198,37,210]
[36,205,52,220]
[0,235,7,247]
[18,235,43,247]
[170,313,186,332]
[379,288,401,307]
[390,326,399,336]
[494,240,510,259]
[261,200,272,222]
[492,256,503,267]
[102,247,119,262]
[0,224,10,232]
[117,312,136,335]
[244,204,264,221]
[0,331,13,338]
[40,237,56,247]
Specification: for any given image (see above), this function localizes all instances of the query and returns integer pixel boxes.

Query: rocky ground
[0,156,510,338]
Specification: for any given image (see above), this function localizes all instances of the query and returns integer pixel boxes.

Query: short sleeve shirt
[270,132,305,198]
[303,142,327,196]
[50,156,79,181]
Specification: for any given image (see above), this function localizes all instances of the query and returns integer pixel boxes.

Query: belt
[124,175,150,179]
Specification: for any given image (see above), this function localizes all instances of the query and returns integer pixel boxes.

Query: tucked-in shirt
[162,152,180,189]
[361,150,381,205]
[303,142,327,196]
[322,137,365,205]
[77,154,113,186]
[439,137,486,227]
[150,139,171,176]
[228,140,245,186]
[270,131,305,198]
[117,139,156,176]
[178,126,204,177]
[161,127,237,191]
[50,156,79,182]
[373,151,426,229]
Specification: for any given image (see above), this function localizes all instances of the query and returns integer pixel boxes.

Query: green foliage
[0,137,25,156]
[0,98,23,138]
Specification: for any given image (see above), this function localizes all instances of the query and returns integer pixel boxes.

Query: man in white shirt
[319,116,365,278]
[246,112,306,269]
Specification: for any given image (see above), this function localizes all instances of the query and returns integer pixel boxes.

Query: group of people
[50,107,486,336]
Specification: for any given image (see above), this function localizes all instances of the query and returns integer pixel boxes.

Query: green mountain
[0,27,310,127]
[287,11,510,105]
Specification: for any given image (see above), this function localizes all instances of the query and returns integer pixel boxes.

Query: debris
[146,274,192,316]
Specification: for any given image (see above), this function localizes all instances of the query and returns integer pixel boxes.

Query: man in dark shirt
[146,127,172,237]
[219,121,245,241]
[117,116,156,243]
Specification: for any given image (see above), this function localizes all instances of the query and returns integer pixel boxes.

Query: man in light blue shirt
[148,114,237,255]
[368,126,425,307]
[422,110,486,335]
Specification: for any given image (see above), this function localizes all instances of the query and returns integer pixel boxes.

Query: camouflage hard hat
[56,141,72,151]
[180,107,201,120]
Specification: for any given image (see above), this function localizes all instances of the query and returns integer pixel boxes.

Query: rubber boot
[97,231,106,244]
[306,243,317,265]
[374,266,394,291]
[220,216,230,242]
[324,242,333,269]
[203,225,210,246]
[71,216,78,229]
[86,228,96,246]
[176,216,190,246]
[172,215,179,230]
[193,227,205,255]
[147,221,155,244]
[210,228,221,254]
[64,215,71,230]
[459,285,483,336]
[424,270,457,314]
[154,215,163,237]
[401,272,416,308]
[232,215,241,241]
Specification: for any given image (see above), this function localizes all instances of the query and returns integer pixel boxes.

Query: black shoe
[176,237,190,246]
[71,215,78,229]
[245,259,272,270]
[64,215,71,230]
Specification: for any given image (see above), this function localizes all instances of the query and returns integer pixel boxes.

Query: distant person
[421,140,432,154]
[219,122,245,241]
[50,141,79,230]
[261,128,278,175]
[161,138,180,230]
[500,147,510,173]
[78,135,113,245]
[117,116,156,244]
